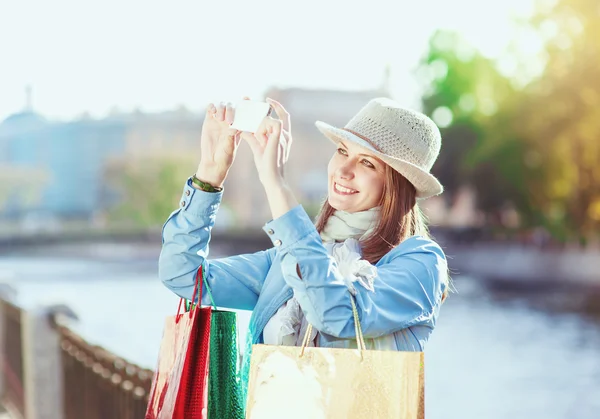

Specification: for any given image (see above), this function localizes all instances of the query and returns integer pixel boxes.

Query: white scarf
[319,207,380,243]
[263,207,381,347]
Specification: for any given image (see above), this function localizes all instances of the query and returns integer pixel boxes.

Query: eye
[362,159,375,169]
[337,148,348,155]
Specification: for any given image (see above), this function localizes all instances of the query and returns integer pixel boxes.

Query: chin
[327,196,340,210]
[327,196,352,212]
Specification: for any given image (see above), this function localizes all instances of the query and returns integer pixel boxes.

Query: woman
[158,96,452,398]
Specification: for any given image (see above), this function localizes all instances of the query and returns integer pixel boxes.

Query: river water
[1,243,599,418]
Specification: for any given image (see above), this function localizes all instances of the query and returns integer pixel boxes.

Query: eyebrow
[339,142,379,161]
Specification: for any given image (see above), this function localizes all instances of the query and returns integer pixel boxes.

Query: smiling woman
[318,147,434,266]
[327,141,386,213]
[158,97,453,412]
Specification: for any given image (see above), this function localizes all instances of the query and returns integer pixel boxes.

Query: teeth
[335,183,357,194]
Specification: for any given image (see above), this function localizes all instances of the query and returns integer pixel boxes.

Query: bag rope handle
[299,293,366,358]
[181,264,218,314]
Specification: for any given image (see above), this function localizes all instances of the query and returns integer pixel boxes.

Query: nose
[336,159,355,180]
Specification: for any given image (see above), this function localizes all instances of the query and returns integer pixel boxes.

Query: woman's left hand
[241,98,293,188]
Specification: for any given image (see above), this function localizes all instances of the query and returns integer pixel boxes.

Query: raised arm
[159,100,274,310]
[159,178,275,310]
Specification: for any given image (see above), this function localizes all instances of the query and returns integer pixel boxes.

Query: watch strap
[192,174,223,193]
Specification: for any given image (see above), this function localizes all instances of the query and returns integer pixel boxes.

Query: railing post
[0,283,18,412]
[0,290,4,402]
[21,304,78,419]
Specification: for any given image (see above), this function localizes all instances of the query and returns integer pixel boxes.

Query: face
[327,140,386,213]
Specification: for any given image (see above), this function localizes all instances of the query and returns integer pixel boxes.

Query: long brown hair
[314,164,450,301]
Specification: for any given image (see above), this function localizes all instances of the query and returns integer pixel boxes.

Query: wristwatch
[191,174,223,193]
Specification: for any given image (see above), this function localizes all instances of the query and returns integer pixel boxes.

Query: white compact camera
[230,100,273,133]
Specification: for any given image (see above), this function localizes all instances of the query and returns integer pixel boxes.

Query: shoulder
[379,236,448,284]
[382,235,446,263]
[379,235,449,297]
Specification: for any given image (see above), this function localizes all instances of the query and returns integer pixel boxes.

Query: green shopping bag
[207,309,244,419]
[186,267,245,419]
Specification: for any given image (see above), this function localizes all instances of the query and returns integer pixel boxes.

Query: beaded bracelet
[192,174,223,193]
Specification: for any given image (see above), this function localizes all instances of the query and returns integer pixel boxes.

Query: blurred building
[0,93,203,223]
[0,76,467,230]
[0,112,125,219]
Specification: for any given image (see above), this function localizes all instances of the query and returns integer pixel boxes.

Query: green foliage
[515,0,600,240]
[417,30,524,215]
[105,155,197,227]
[418,0,600,243]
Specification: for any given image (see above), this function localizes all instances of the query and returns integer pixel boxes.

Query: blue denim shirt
[159,178,448,354]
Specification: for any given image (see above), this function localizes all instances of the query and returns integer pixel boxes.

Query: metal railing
[0,296,156,419]
[1,301,24,417]
[58,325,154,419]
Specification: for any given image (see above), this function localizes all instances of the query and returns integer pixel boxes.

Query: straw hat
[315,98,443,199]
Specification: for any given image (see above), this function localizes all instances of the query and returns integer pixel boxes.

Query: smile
[334,182,358,195]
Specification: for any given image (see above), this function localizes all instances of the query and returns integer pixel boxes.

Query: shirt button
[185,190,191,196]
[181,201,186,207]
[274,239,282,246]
[267,229,274,235]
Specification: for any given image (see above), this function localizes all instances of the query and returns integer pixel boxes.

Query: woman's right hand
[196,102,241,187]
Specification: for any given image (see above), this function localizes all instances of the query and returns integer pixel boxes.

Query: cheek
[327,156,338,179]
[364,171,385,200]
[375,181,385,201]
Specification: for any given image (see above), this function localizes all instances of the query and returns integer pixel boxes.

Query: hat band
[340,128,383,153]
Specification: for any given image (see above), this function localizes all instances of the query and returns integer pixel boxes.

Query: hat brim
[315,121,444,199]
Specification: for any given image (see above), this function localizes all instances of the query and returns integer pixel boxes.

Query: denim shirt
[159,178,448,353]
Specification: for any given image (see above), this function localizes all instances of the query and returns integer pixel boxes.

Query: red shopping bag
[146,268,212,419]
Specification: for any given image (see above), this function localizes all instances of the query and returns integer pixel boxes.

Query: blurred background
[1,0,599,418]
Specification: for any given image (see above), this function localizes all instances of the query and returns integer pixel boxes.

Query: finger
[240,131,261,155]
[234,131,243,147]
[266,120,282,156]
[215,102,226,122]
[254,118,270,146]
[266,98,290,131]
[225,102,235,125]
[223,127,238,141]
[205,102,217,118]
[282,131,292,161]
[238,131,254,143]
[276,128,289,162]
[279,141,285,171]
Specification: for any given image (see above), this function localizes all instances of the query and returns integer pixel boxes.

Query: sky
[0,0,538,122]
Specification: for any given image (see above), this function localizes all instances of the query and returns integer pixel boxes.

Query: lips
[334,182,358,195]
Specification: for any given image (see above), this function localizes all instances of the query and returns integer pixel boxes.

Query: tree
[416,30,524,223]
[104,154,197,228]
[418,0,600,243]
[510,0,600,242]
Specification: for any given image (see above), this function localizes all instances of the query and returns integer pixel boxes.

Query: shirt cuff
[261,204,318,249]
[178,177,223,216]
